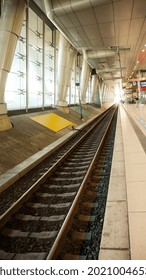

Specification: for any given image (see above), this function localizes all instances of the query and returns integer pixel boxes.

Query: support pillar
[80,52,90,108]
[91,74,101,107]
[98,78,103,106]
[102,84,106,101]
[91,74,97,102]
[0,103,12,131]
[104,85,108,101]
[56,33,76,113]
[62,48,76,101]
[0,0,26,131]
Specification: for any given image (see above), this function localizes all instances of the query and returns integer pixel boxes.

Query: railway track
[0,105,118,260]
[56,127,116,260]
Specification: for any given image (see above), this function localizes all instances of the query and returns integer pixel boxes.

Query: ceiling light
[142,49,145,52]
[137,61,139,63]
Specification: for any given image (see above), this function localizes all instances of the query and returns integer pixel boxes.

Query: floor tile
[127,181,146,212]
[129,212,146,259]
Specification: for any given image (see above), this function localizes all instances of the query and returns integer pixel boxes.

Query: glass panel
[44,24,54,107]
[5,7,55,111]
[86,77,91,103]
[28,9,43,108]
[70,66,76,105]
[5,17,26,110]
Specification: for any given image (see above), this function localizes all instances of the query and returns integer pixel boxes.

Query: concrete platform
[124,103,146,137]
[99,103,146,260]
[0,104,109,193]
[0,105,106,176]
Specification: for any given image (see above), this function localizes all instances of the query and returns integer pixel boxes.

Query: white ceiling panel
[66,27,85,42]
[128,35,142,49]
[129,18,145,38]
[90,0,111,7]
[132,0,146,18]
[58,14,74,28]
[76,9,97,25]
[117,36,131,47]
[115,20,130,45]
[98,22,115,39]
[83,24,101,40]
[102,37,116,47]
[59,0,72,13]
[68,13,81,27]
[75,26,91,47]
[53,0,66,16]
[74,39,90,48]
[89,38,104,48]
[64,25,91,48]
[94,4,113,23]
[70,0,91,12]
[114,0,133,21]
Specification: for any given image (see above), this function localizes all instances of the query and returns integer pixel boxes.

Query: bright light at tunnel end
[114,94,120,103]
[114,85,122,103]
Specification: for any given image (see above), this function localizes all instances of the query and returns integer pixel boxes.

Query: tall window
[28,9,43,108]
[75,63,80,105]
[5,17,26,109]
[5,6,55,111]
[44,25,54,107]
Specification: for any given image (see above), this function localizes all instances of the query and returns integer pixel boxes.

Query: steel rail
[46,106,117,259]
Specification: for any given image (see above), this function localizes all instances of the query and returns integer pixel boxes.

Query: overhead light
[137,61,139,63]
[142,49,145,52]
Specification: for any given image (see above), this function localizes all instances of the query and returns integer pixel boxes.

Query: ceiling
[34,0,146,91]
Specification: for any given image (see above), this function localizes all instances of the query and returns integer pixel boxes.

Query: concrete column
[57,33,76,112]
[99,78,103,105]
[62,48,76,101]
[0,0,26,131]
[103,85,108,101]
[80,55,90,104]
[57,33,70,107]
[102,84,106,101]
[91,74,98,102]
[92,76,101,106]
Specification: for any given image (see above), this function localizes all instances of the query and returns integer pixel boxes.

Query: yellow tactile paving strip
[31,113,74,132]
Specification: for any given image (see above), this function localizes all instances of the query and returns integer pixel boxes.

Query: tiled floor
[121,104,146,260]
[124,103,146,137]
[99,103,146,260]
